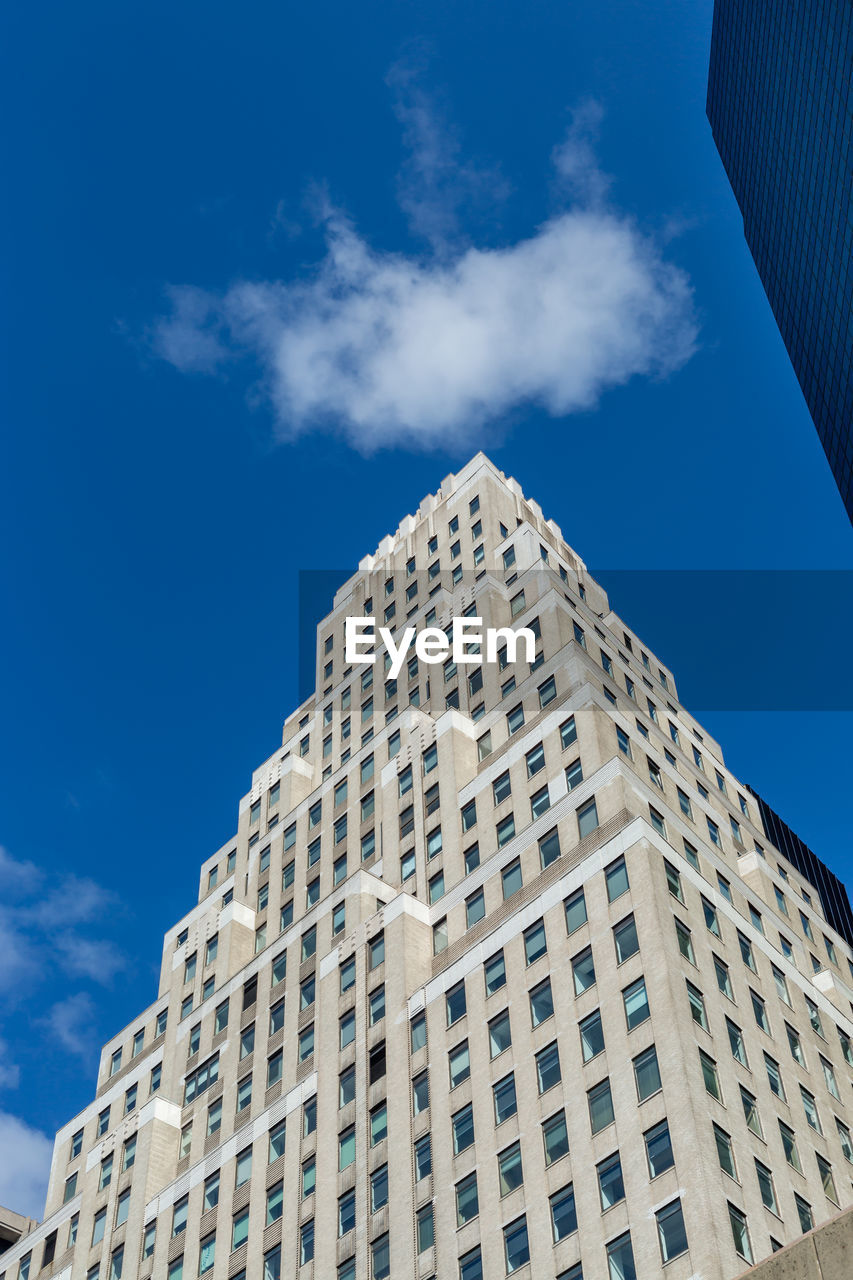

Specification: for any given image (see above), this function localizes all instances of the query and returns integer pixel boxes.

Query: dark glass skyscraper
[707,0,853,521]
[747,784,853,949]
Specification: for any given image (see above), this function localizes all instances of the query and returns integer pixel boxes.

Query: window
[728,1205,752,1263]
[370,1162,389,1212]
[575,1007,605,1062]
[606,1233,637,1280]
[683,839,699,869]
[301,1221,315,1267]
[538,675,556,708]
[740,1086,762,1137]
[429,871,445,903]
[598,1153,625,1209]
[565,888,587,933]
[605,856,629,901]
[264,1117,285,1164]
[700,1049,721,1100]
[755,1159,779,1213]
[588,1078,614,1133]
[687,980,708,1029]
[727,1019,748,1066]
[172,1196,188,1237]
[714,1123,737,1178]
[494,814,514,855]
[531,783,552,819]
[236,1145,253,1184]
[338,1189,355,1236]
[414,1132,431,1180]
[577,796,599,838]
[370,1102,387,1145]
[800,1085,822,1133]
[613,914,639,962]
[532,829,560,874]
[507,703,525,734]
[449,1041,470,1089]
[838,1025,853,1066]
[501,857,522,895]
[266,1180,284,1225]
[237,1075,252,1112]
[453,1103,475,1154]
[142,1222,155,1259]
[634,1043,662,1100]
[795,1194,814,1234]
[338,1126,356,1170]
[645,1119,674,1177]
[750,989,770,1033]
[656,1199,688,1263]
[572,946,596,994]
[491,1141,517,1198]
[536,1041,561,1093]
[737,931,756,971]
[664,859,683,901]
[675,918,695,963]
[206,1097,223,1135]
[551,1184,578,1243]
[836,1117,853,1164]
[493,1072,518,1123]
[485,951,506,995]
[503,1217,530,1274]
[779,1120,801,1171]
[623,976,650,1030]
[459,1248,483,1280]
[415,1204,434,1255]
[412,1071,429,1114]
[340,1010,356,1049]
[466,888,485,927]
[765,1054,785,1099]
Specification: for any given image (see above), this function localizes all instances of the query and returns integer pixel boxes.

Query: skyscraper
[707,0,853,521]
[747,786,853,950]
[4,453,853,1280]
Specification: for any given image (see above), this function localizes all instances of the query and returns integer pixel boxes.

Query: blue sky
[1,0,851,1215]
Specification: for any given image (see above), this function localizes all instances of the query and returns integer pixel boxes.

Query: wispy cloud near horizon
[152,90,698,452]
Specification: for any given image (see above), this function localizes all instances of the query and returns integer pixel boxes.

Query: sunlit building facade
[4,453,853,1280]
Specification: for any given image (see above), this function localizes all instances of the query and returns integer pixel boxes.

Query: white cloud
[55,936,126,985]
[386,55,509,253]
[0,1040,20,1090]
[0,1112,53,1219]
[40,992,99,1061]
[152,100,697,451]
[0,845,126,1000]
[0,845,40,897]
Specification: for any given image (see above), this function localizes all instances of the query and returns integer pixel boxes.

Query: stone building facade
[4,453,853,1280]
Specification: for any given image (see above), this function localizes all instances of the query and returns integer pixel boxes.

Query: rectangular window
[493,1072,518,1123]
[613,914,639,962]
[453,1103,475,1154]
[536,1041,561,1094]
[634,1044,662,1100]
[489,1010,512,1057]
[656,1199,688,1263]
[485,951,506,995]
[645,1118,674,1178]
[503,1216,530,1274]
[572,946,596,994]
[728,1204,753,1263]
[565,888,587,933]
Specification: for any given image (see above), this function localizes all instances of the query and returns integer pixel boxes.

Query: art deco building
[707,0,853,522]
[5,453,853,1280]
